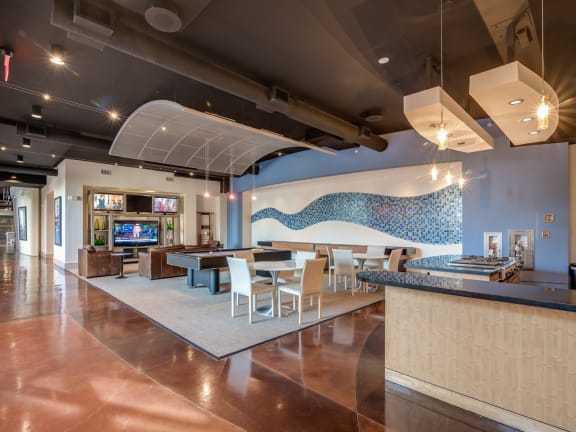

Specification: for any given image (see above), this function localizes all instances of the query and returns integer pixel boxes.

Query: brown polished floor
[0,248,520,432]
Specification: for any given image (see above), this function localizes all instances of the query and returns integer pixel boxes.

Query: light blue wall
[462,134,568,273]
[228,126,569,275]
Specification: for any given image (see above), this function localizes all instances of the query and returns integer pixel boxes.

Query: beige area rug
[79,270,384,359]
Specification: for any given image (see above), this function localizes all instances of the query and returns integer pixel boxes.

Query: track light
[22,138,31,148]
[16,155,23,164]
[31,105,42,119]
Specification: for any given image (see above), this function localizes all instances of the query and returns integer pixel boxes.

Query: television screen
[93,193,124,211]
[113,220,159,247]
[126,194,152,213]
[153,196,178,213]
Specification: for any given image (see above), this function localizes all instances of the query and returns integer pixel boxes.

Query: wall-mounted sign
[544,214,555,223]
[542,231,551,239]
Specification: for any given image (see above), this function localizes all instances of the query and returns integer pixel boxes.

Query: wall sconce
[31,105,42,119]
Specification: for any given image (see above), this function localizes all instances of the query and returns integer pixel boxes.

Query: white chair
[385,248,403,272]
[325,246,335,288]
[332,249,360,295]
[278,258,326,325]
[363,245,386,270]
[227,257,275,323]
[289,250,317,281]
[233,249,271,284]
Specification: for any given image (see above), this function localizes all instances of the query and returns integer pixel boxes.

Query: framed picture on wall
[483,232,502,258]
[54,196,62,246]
[18,206,27,241]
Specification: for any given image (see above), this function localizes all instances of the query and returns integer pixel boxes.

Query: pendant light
[536,0,550,130]
[431,165,439,181]
[251,164,257,201]
[228,145,235,200]
[436,0,447,150]
[203,141,210,198]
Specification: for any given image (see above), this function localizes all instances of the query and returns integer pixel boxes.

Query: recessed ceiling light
[508,98,524,105]
[521,117,533,123]
[161,126,166,132]
[51,154,56,158]
[277,151,282,156]
[189,171,195,176]
[528,130,540,135]
[0,146,6,151]
[43,94,51,100]
[10,175,16,179]
[31,105,42,119]
[108,111,119,120]
[378,57,390,65]
[49,45,65,65]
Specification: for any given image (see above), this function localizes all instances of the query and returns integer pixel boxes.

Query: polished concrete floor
[0,248,519,431]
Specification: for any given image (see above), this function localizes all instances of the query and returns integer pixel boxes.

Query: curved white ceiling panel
[109,100,336,175]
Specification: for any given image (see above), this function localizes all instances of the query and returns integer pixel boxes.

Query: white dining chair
[332,249,360,294]
[363,245,386,270]
[385,248,403,272]
[277,257,326,325]
[227,257,275,323]
[233,250,271,284]
[325,246,335,288]
[288,250,317,281]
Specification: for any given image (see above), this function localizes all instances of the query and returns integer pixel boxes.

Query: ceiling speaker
[145,0,182,33]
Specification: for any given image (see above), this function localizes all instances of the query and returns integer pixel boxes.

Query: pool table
[166,247,292,294]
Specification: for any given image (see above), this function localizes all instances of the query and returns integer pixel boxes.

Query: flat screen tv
[126,194,152,213]
[93,193,124,211]
[113,220,159,247]
[153,196,179,213]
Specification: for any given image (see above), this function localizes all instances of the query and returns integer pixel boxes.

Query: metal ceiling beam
[51,0,387,152]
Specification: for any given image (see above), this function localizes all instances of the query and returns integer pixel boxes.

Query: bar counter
[357,270,576,312]
[357,270,576,432]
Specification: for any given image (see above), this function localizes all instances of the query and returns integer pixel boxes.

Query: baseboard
[385,369,567,432]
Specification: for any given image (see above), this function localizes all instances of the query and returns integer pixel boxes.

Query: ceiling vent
[73,0,114,37]
[17,122,48,138]
[145,0,182,33]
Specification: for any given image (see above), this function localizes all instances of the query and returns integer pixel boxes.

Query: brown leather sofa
[138,244,215,280]
[78,247,121,278]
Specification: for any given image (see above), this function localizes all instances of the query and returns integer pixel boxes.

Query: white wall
[44,159,222,268]
[250,163,463,257]
[12,187,40,256]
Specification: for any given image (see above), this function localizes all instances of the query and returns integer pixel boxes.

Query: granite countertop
[356,270,576,313]
[404,254,518,276]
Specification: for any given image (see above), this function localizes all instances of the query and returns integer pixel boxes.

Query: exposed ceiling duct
[51,0,388,152]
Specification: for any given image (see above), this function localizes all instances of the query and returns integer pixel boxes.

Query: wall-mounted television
[126,194,153,213]
[113,220,159,247]
[153,196,179,213]
[93,193,124,211]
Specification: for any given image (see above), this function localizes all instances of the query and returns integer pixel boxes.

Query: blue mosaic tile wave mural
[251,184,462,245]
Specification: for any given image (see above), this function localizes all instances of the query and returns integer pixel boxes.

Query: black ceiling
[0,0,575,187]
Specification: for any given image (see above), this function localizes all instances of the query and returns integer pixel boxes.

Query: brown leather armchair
[78,247,121,278]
